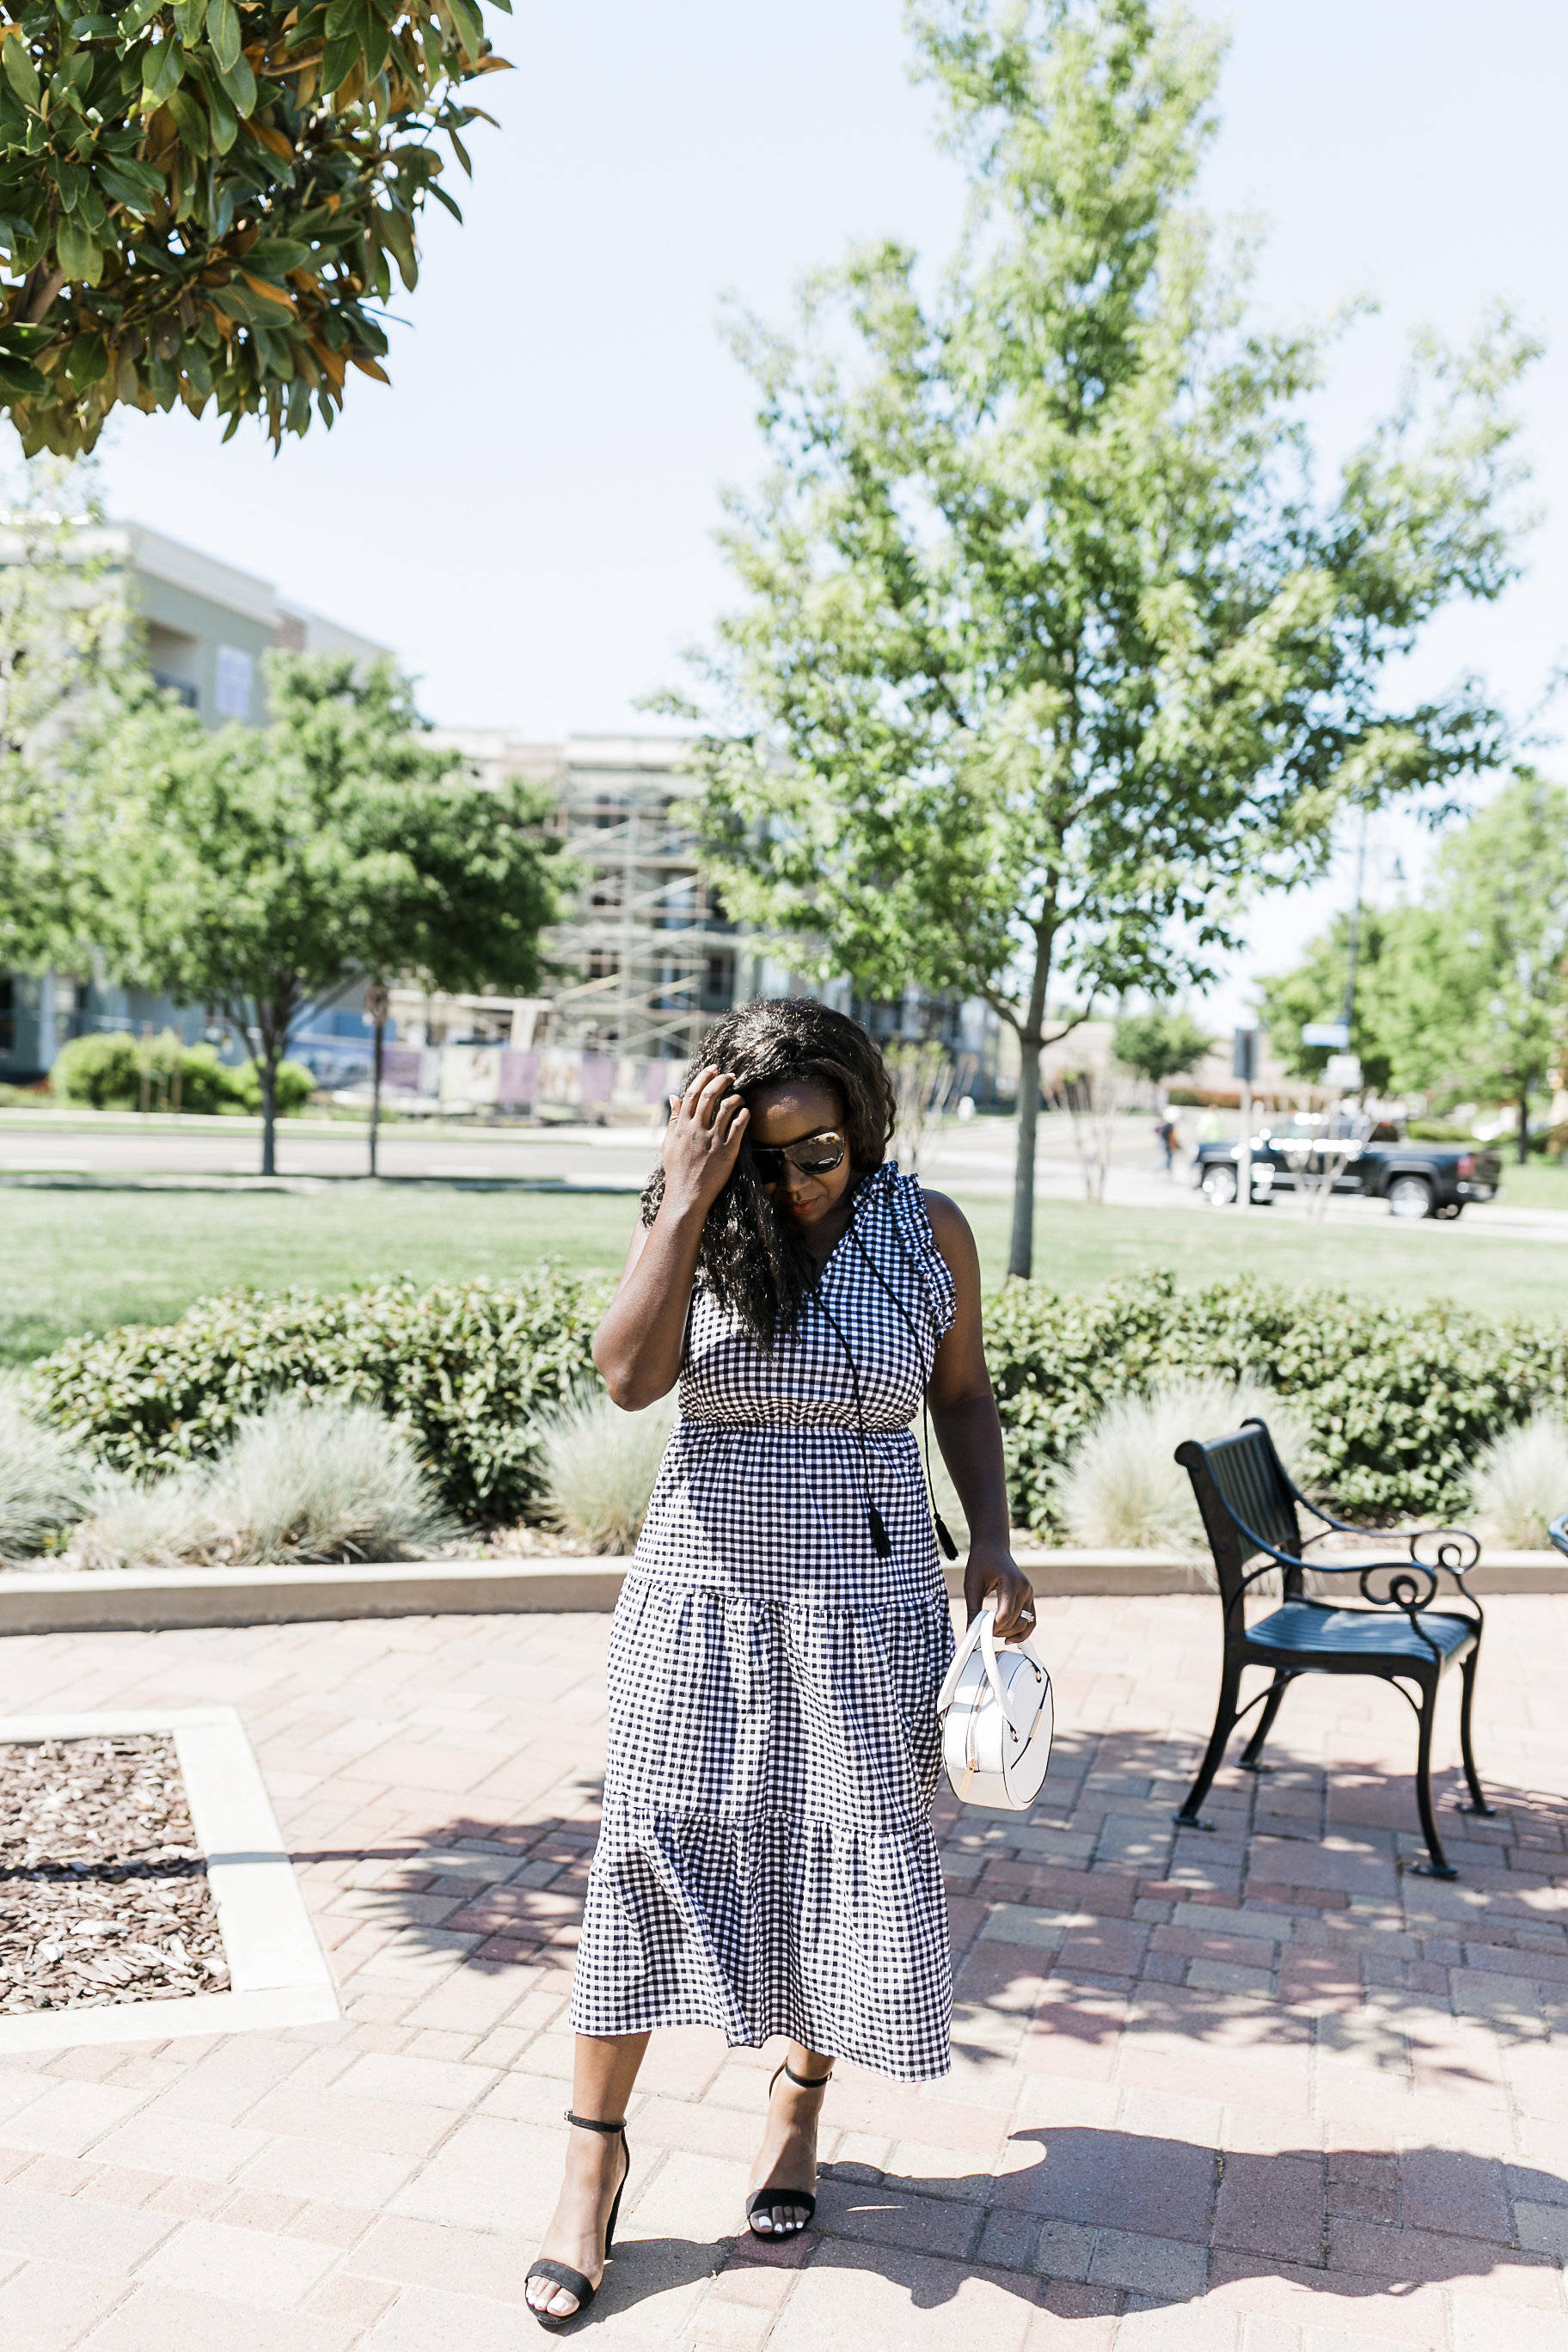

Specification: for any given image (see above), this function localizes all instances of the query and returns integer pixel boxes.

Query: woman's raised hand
[662,1068,750,1216]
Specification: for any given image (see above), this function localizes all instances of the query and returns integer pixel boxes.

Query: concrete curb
[0,1704,338,2051]
[0,1547,1559,1634]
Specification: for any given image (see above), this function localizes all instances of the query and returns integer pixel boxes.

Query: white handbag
[936,1602,1053,1810]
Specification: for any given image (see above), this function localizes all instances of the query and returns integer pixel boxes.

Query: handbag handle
[938,1602,1045,1736]
[935,1600,1006,1715]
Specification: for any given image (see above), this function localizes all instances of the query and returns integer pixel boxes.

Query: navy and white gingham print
[570,1163,959,2081]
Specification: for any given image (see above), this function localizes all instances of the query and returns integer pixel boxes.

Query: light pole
[1232,1026,1258,1211]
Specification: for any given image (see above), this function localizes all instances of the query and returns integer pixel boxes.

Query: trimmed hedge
[51,1032,315,1117]
[35,1274,602,1526]
[34,1265,1568,1535]
[988,1269,1568,1532]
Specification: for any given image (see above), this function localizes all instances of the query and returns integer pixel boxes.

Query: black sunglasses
[748,1129,847,1184]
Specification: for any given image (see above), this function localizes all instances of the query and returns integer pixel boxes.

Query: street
[4,1109,1565,1243]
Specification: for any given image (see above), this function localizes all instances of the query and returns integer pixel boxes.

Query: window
[214,645,255,720]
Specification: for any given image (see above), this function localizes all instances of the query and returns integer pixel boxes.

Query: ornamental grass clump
[538,1391,677,1555]
[68,1394,456,1570]
[1054,1379,1313,1559]
[0,1381,101,1562]
[1468,1415,1568,1549]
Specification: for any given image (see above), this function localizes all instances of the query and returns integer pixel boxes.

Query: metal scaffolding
[429,732,744,1065]
[547,747,741,1061]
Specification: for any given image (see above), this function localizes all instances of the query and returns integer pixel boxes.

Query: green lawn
[6,1175,1565,1366]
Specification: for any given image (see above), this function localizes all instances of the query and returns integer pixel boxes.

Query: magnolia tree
[677,0,1536,1277]
[0,0,509,452]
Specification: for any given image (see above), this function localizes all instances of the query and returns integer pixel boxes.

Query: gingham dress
[570,1162,958,2080]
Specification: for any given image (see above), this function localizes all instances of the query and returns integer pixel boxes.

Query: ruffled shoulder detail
[881,1161,957,1338]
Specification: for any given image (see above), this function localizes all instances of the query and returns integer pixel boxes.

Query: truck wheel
[1202,1165,1239,1205]
[1387,1174,1435,1220]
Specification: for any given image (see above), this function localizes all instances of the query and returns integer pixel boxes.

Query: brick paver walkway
[0,1596,1562,2349]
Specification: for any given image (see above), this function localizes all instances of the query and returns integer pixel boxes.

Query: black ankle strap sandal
[744,2059,834,2239]
[526,2111,630,2332]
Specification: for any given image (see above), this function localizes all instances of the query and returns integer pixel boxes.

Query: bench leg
[1238,1671,1292,1772]
[1175,1654,1241,1828]
[1411,1681,1456,1878]
[1455,1648,1494,1816]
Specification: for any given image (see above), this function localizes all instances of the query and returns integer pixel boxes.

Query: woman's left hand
[964,1540,1036,1642]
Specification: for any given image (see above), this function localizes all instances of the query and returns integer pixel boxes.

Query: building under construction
[424,731,750,1064]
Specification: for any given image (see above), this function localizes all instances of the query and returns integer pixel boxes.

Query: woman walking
[524,999,1033,2327]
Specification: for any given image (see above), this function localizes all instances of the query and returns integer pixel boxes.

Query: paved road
[4,1109,1565,1240]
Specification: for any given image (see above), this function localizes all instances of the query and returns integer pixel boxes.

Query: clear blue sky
[90,0,1568,1010]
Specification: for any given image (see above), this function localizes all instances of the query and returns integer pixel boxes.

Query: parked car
[1192,1119,1502,1218]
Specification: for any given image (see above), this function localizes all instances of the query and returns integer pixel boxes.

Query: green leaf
[117,0,163,34]
[377,202,416,291]
[2,38,42,113]
[167,85,209,156]
[216,49,254,113]
[141,38,183,106]
[95,156,167,210]
[205,0,242,73]
[54,157,89,213]
[320,28,361,95]
[445,0,483,56]
[70,16,122,34]
[205,73,236,151]
[246,236,310,272]
[64,330,108,389]
[0,354,46,397]
[56,211,103,283]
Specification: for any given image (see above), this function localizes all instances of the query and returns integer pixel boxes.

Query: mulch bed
[0,1734,230,2013]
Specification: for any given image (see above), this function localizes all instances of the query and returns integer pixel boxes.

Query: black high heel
[744,2057,834,2238]
[525,2110,631,2331]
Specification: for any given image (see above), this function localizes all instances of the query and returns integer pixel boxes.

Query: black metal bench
[1173,1418,1490,1878]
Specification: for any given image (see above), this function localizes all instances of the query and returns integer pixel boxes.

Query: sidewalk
[0,1596,1562,2349]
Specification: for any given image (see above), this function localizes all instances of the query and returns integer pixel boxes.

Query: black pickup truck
[1191,1124,1502,1218]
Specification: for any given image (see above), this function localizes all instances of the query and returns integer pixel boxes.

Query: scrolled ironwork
[1357,1559,1439,1614]
[1410,1526,1480,1576]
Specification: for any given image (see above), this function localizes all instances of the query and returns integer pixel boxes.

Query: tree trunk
[260,1053,279,1177]
[1006,930,1055,1280]
[1517,1082,1530,1165]
[1008,1032,1042,1277]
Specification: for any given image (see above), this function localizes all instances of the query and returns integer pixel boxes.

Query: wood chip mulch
[0,1734,230,2013]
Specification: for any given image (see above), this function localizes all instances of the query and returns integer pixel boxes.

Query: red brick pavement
[0,1596,1560,2348]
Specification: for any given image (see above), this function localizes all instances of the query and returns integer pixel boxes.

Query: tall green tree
[1256,908,1411,1098]
[680,0,1534,1276]
[83,652,563,1173]
[1429,774,1568,1161]
[0,0,510,455]
[0,451,126,970]
[1259,775,1568,1159]
[1112,1006,1211,1088]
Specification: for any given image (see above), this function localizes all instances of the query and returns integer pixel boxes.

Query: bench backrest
[1176,1421,1305,1608]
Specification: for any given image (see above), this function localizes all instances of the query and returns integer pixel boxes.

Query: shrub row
[34,1265,1568,1534]
[35,1273,603,1525]
[987,1268,1568,1530]
[52,1031,315,1116]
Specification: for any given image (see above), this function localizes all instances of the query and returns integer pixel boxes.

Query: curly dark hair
[640,997,897,1344]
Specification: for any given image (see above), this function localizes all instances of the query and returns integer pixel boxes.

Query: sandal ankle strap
[779,2061,834,2091]
[565,2110,628,2134]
